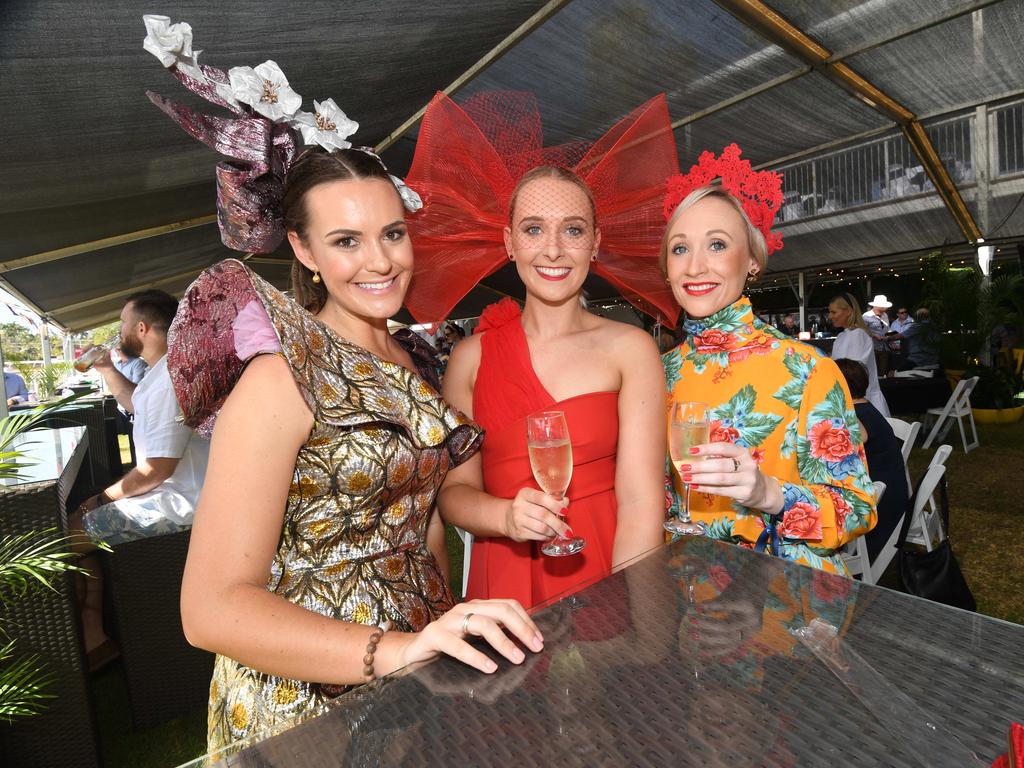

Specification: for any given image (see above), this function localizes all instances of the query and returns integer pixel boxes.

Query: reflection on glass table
[0,426,86,488]
[176,537,1022,768]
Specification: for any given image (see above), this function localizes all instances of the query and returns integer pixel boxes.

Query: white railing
[994,100,1024,178]
[775,114,975,223]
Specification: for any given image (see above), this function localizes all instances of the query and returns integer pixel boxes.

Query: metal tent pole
[0,337,8,420]
[41,323,52,368]
[798,271,806,331]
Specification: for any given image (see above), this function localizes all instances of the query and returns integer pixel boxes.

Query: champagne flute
[664,401,709,536]
[527,411,585,557]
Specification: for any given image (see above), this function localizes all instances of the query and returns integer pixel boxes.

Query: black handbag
[896,471,976,612]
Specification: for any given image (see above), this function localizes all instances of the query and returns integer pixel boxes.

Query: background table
[880,374,953,416]
[179,538,1024,767]
[804,337,836,357]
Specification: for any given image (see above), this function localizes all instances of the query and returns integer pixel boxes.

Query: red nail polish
[681,474,693,483]
[688,447,700,455]
[679,463,692,472]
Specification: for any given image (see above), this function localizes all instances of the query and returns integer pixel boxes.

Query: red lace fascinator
[403,91,680,325]
[663,143,784,256]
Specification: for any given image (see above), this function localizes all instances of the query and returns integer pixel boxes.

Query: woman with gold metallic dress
[144,17,542,754]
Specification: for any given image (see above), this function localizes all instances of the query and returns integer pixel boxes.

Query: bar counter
[179,536,1023,767]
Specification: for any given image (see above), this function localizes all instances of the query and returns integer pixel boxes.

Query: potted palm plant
[967,361,1024,424]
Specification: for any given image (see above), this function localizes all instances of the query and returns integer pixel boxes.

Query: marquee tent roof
[2,0,1023,330]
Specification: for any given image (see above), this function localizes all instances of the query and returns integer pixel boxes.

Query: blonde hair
[830,293,867,331]
[659,185,767,276]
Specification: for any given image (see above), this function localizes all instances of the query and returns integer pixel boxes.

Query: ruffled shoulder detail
[167,259,482,465]
[475,297,522,334]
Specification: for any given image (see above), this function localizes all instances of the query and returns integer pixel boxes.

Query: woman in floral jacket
[658,146,876,574]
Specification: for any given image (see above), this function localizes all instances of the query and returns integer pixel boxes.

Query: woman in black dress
[835,358,910,559]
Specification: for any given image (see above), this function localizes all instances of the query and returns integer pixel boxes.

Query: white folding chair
[923,443,953,524]
[921,376,979,453]
[885,417,921,495]
[903,464,947,552]
[842,481,886,582]
[928,443,953,470]
[455,527,473,598]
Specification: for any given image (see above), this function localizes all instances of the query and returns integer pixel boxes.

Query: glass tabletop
[0,426,87,488]
[177,537,1023,767]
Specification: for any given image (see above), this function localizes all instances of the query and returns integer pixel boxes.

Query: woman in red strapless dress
[437,169,667,610]
[404,92,680,609]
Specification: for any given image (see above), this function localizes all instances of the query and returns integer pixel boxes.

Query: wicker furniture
[0,427,101,768]
[37,397,119,490]
[107,530,214,730]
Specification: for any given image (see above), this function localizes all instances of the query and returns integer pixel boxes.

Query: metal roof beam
[0,215,217,273]
[712,0,982,242]
[757,91,1024,171]
[374,0,573,153]
[902,121,981,240]
[826,0,1003,63]
[48,267,204,316]
[0,276,67,332]
[671,1,997,135]
[671,68,810,130]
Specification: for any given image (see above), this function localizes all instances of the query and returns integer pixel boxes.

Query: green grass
[446,523,466,599]
[93,420,1023,766]
[92,664,205,767]
[903,419,1024,625]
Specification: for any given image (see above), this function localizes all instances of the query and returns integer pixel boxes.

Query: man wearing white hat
[863,294,893,374]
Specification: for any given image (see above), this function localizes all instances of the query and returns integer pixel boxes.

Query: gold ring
[733,458,741,473]
[461,612,474,636]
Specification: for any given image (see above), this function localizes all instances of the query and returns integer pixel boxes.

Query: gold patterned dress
[166,260,483,752]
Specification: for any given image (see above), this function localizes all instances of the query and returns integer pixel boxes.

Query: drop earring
[312,270,321,284]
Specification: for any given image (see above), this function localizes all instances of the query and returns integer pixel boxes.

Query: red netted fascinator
[404,91,680,325]
[663,143,785,256]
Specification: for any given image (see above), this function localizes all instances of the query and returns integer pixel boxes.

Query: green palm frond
[0,640,55,722]
[0,525,105,722]
[0,391,90,480]
[0,528,107,603]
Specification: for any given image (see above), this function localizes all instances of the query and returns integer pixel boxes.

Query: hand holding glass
[74,337,119,373]
[664,401,709,536]
[527,411,584,557]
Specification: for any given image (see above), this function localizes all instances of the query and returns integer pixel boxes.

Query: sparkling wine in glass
[665,401,710,536]
[527,411,585,557]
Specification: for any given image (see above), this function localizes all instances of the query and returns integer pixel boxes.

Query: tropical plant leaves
[0,640,55,722]
[0,391,89,480]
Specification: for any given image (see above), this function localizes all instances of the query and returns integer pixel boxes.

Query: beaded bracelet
[362,620,393,681]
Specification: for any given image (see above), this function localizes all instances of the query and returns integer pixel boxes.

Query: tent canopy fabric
[3,0,1023,330]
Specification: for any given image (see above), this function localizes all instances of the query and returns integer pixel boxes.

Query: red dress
[465,299,621,609]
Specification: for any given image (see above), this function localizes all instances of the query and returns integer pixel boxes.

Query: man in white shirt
[863,294,893,375]
[69,290,209,666]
